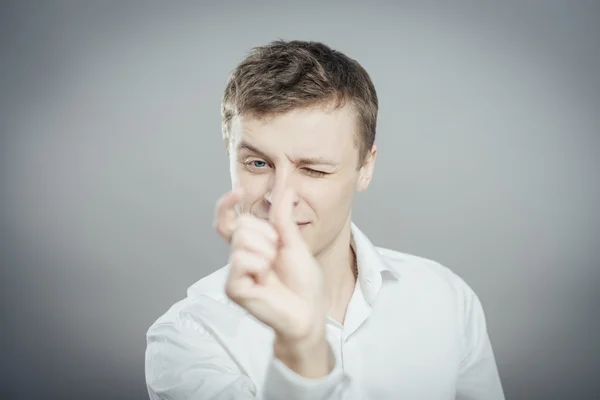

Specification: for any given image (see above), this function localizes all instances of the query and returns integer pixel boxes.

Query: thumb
[269,187,302,247]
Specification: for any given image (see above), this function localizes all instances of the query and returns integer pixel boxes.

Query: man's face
[228,104,376,256]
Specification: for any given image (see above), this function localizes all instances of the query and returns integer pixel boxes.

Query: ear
[357,144,377,192]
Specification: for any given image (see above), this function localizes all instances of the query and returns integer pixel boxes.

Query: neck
[314,218,357,324]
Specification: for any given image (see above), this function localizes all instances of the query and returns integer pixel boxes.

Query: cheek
[237,170,270,211]
[304,177,356,217]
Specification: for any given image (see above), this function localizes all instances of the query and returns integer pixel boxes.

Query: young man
[145,40,505,399]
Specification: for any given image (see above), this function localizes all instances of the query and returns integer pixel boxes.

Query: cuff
[262,344,344,400]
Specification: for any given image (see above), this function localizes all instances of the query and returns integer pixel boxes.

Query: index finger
[269,186,299,247]
[213,187,243,243]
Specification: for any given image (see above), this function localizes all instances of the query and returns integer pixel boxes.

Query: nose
[264,168,300,207]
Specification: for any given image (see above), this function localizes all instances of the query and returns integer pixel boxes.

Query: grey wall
[1,1,599,399]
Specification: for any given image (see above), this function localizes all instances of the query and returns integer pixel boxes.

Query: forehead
[230,104,359,159]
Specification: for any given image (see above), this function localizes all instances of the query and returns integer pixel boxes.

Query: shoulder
[375,246,490,343]
[147,264,246,332]
[186,264,232,300]
[376,246,480,303]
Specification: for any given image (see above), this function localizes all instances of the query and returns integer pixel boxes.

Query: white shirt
[145,223,505,400]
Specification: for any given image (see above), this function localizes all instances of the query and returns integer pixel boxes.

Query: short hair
[221,40,378,167]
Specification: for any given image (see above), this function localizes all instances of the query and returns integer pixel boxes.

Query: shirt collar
[350,222,401,304]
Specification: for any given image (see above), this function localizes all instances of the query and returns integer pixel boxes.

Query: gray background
[1,1,599,399]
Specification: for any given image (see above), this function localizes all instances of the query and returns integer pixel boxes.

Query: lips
[256,216,310,226]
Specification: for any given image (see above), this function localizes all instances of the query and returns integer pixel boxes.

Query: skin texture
[213,103,376,378]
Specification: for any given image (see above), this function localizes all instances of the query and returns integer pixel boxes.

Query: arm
[206,188,368,399]
[455,286,506,400]
[261,331,357,400]
[145,317,366,400]
[145,319,257,400]
[262,341,362,400]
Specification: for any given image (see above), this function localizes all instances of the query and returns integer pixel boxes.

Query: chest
[235,287,462,399]
[327,303,461,399]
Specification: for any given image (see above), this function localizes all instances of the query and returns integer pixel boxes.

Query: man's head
[220,40,378,256]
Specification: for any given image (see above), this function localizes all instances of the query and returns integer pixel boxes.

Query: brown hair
[221,40,378,167]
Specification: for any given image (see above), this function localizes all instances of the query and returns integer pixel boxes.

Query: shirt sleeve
[146,317,367,400]
[145,318,258,400]
[261,340,367,400]
[455,283,506,400]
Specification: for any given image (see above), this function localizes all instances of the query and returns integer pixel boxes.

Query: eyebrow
[237,140,340,167]
[237,141,271,161]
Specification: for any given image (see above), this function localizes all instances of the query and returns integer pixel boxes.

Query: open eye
[244,159,271,173]
[250,160,267,168]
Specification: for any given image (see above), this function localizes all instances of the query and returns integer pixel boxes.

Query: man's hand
[213,187,331,378]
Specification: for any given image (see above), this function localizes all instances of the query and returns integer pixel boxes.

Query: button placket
[326,319,344,371]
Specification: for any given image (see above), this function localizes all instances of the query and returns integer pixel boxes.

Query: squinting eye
[303,168,327,177]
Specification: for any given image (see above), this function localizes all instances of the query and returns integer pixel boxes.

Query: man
[145,40,505,399]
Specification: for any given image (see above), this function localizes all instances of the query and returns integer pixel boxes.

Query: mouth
[257,216,310,227]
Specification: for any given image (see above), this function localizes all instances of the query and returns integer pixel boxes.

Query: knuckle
[265,247,276,262]
[215,194,227,210]
[260,258,271,271]
[267,225,279,241]
[237,214,253,227]
[230,229,243,247]
[224,282,240,301]
[229,251,243,267]
[231,225,250,246]
[255,253,270,269]
[216,225,229,242]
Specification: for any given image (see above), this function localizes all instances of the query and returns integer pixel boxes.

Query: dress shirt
[145,223,505,399]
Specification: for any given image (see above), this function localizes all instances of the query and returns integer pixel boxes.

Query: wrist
[273,326,331,378]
